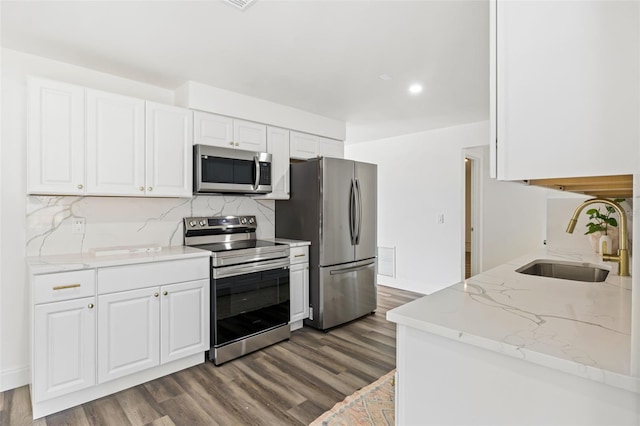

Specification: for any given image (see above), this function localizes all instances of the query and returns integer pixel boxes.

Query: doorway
[463,150,482,279]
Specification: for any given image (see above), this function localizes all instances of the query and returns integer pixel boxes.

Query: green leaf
[586,208,599,215]
[608,218,618,227]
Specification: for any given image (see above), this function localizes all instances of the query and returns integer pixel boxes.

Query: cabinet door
[494,1,639,180]
[86,89,145,195]
[97,287,160,383]
[290,131,319,160]
[146,102,193,197]
[33,297,96,402]
[255,126,290,200]
[289,262,309,323]
[27,77,85,195]
[318,137,344,159]
[233,119,267,152]
[193,111,233,148]
[160,279,209,364]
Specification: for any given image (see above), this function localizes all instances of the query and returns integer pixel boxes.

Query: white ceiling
[1,0,489,143]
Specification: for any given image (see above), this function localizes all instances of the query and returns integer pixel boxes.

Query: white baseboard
[1,366,30,392]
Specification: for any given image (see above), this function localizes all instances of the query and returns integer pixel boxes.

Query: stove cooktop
[190,239,285,253]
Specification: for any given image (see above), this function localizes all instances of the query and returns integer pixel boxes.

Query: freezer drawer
[317,259,377,330]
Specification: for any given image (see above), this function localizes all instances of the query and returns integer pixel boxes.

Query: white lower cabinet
[160,280,209,363]
[30,256,210,419]
[288,245,310,330]
[33,296,96,402]
[98,287,161,383]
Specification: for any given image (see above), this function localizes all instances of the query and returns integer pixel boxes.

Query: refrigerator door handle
[329,261,376,275]
[349,178,356,245]
[355,178,362,245]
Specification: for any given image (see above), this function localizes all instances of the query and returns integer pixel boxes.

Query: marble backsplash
[26,195,275,256]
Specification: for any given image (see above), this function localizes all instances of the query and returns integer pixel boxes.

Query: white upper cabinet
[491,0,639,180]
[193,111,266,151]
[318,137,344,159]
[234,119,267,151]
[193,111,233,147]
[145,102,193,197]
[255,126,290,200]
[27,77,85,195]
[290,131,319,159]
[86,89,146,196]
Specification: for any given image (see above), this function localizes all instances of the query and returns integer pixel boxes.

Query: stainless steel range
[184,215,290,365]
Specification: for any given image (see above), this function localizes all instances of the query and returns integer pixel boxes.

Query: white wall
[0,49,276,390]
[345,122,548,295]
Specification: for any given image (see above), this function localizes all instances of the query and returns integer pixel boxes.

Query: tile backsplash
[26,195,275,256]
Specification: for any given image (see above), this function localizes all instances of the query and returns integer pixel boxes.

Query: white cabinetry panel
[193,111,233,147]
[145,102,193,197]
[233,119,267,151]
[318,137,344,159]
[290,131,319,159]
[27,77,85,195]
[255,126,290,200]
[86,89,145,195]
[97,287,160,383]
[492,1,639,180]
[33,297,96,402]
[160,279,209,363]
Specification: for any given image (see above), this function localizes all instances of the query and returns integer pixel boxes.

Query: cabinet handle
[148,187,153,192]
[154,292,159,297]
[294,254,306,258]
[77,184,83,190]
[235,142,240,146]
[229,142,234,146]
[139,186,144,192]
[52,283,81,291]
[163,291,168,296]
[88,303,94,309]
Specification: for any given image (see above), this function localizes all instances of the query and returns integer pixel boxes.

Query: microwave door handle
[253,156,260,189]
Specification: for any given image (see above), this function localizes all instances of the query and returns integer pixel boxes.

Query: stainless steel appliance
[276,157,377,330]
[193,144,272,194]
[183,215,290,365]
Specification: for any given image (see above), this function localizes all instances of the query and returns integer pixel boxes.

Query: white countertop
[387,247,639,393]
[268,238,311,247]
[27,245,211,274]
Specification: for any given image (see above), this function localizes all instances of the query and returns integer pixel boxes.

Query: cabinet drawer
[290,246,309,265]
[33,270,96,304]
[98,258,210,294]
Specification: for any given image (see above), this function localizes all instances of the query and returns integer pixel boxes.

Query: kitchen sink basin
[515,260,609,282]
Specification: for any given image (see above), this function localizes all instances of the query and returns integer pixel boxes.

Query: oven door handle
[253,156,260,189]
[213,257,290,279]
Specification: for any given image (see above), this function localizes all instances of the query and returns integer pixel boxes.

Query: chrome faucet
[566,198,629,276]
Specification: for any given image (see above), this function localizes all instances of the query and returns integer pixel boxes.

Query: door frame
[462,148,483,279]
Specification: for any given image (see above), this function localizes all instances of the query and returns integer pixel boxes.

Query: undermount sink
[516,259,609,283]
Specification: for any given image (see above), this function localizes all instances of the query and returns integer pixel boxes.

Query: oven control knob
[199,220,206,227]
[189,220,197,227]
[240,217,247,224]
[248,217,255,224]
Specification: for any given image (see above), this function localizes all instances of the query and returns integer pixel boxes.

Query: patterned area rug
[310,369,395,426]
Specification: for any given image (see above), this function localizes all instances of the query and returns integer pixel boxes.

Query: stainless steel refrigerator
[276,157,377,330]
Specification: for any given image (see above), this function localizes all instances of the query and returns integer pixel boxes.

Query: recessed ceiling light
[409,84,423,94]
[223,0,257,10]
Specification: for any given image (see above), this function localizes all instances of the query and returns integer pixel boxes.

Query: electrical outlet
[72,217,85,234]
[437,213,445,224]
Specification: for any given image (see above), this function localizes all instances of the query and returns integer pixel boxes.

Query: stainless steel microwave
[193,145,272,194]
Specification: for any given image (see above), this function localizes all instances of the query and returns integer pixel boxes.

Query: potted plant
[584,198,625,254]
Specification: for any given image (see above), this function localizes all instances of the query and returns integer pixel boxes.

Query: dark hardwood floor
[1,285,422,426]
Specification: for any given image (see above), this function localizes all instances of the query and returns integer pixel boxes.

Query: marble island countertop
[387,247,639,393]
[27,245,212,274]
